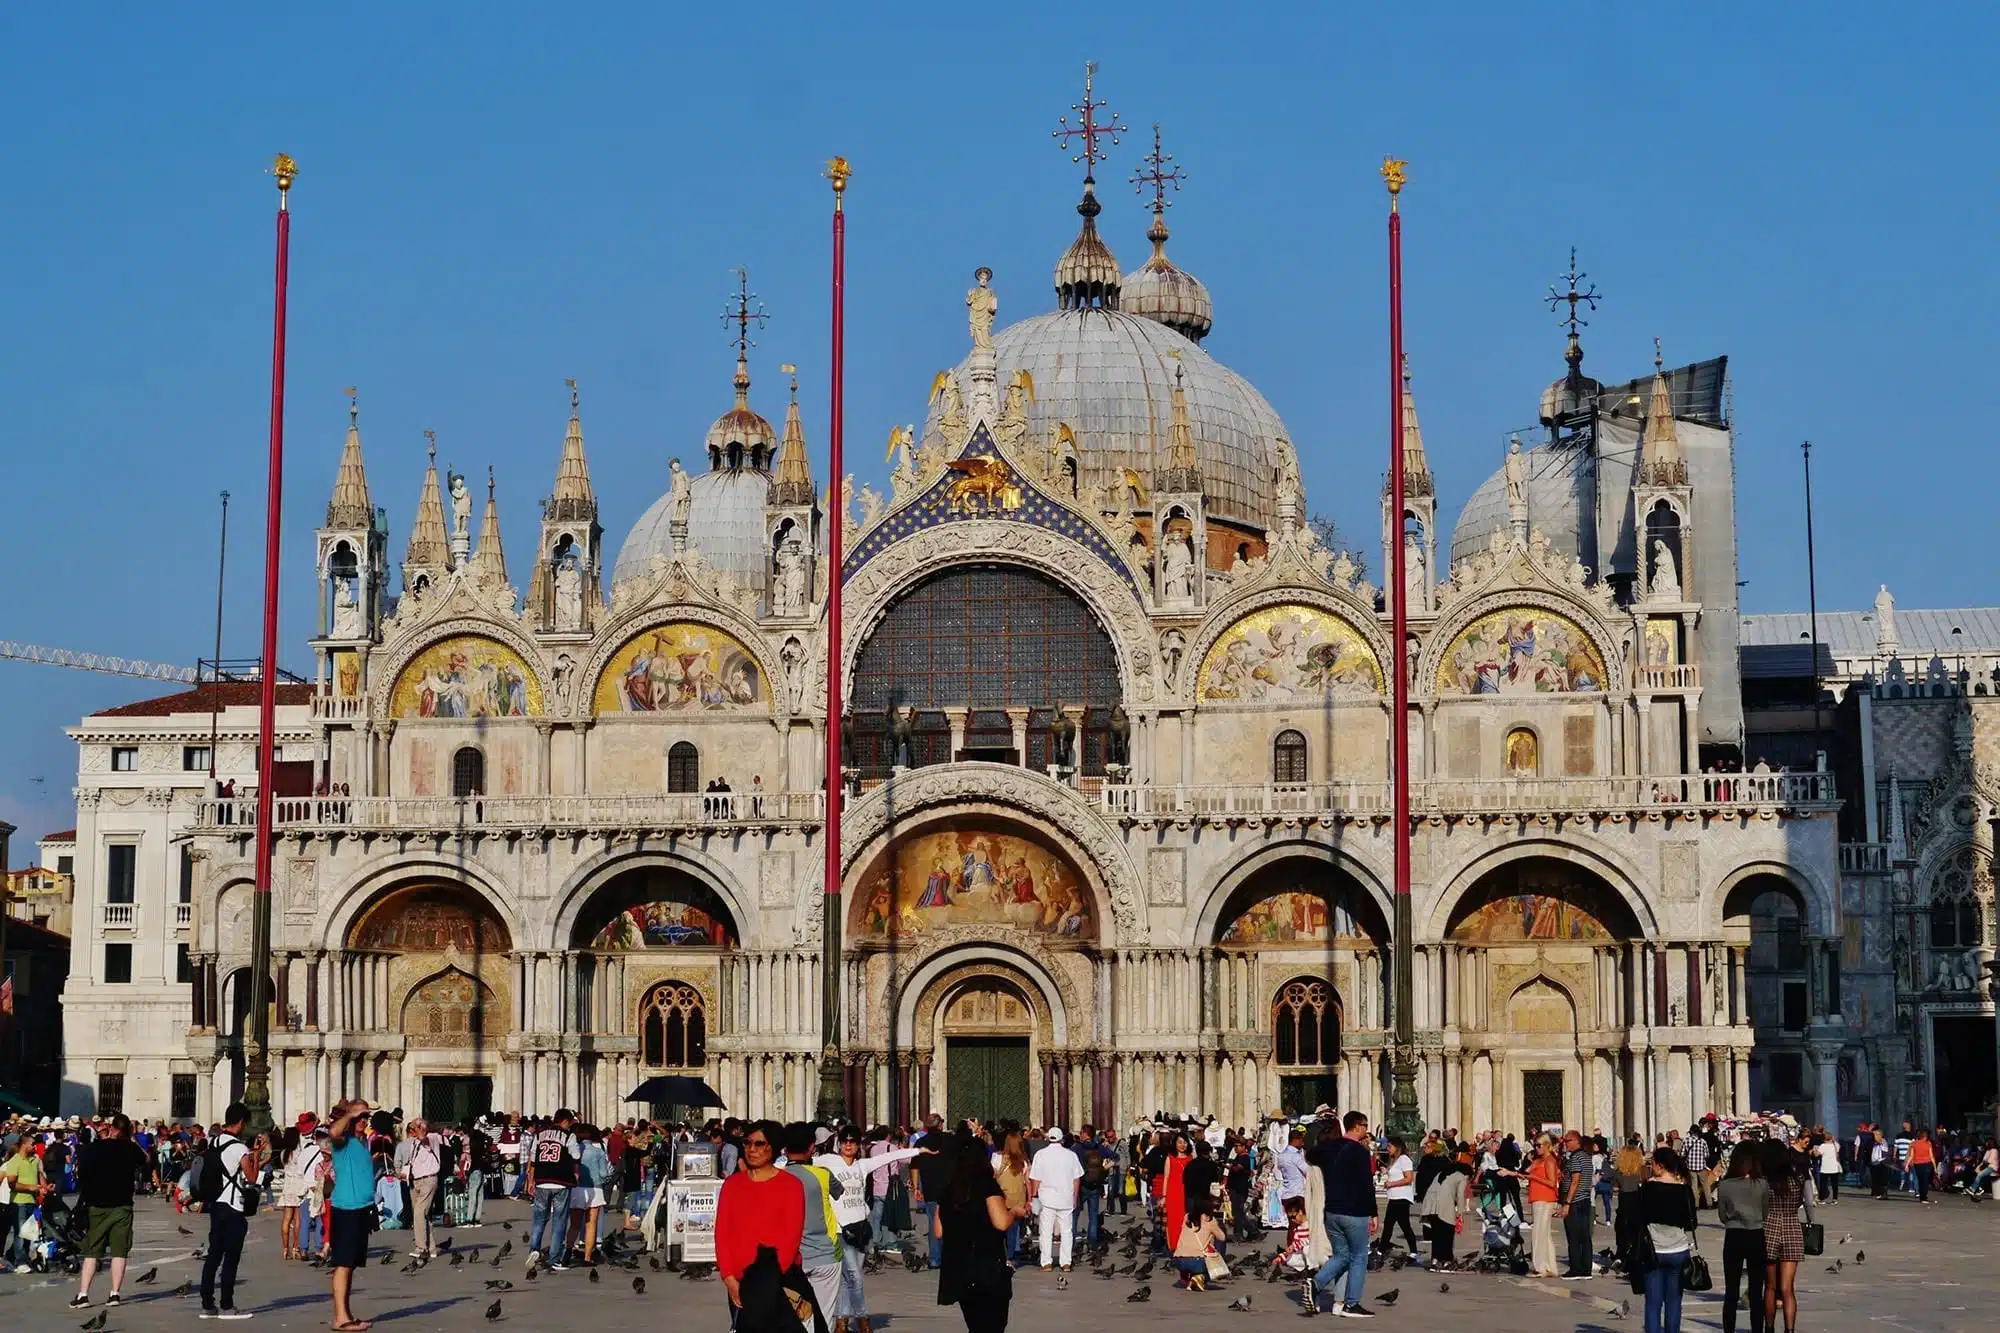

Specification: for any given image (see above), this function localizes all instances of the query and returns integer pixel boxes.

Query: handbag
[840,1219,874,1250]
[1680,1242,1712,1292]
[1124,1173,1139,1199]
[1801,1222,1825,1256]
[1203,1246,1231,1281]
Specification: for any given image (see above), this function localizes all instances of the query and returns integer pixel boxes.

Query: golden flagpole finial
[1380,155,1408,198]
[270,153,299,194]
[825,156,853,195]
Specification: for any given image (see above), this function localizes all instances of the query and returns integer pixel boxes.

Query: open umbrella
[625,1075,724,1108]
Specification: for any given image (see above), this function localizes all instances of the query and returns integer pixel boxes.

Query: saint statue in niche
[331,576,365,638]
[1650,538,1681,600]
[1161,532,1196,601]
[553,550,584,630]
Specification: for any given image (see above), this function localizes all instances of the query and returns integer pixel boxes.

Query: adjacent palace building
[66,130,1947,1140]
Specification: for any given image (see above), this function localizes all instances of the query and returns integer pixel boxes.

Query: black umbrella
[625,1075,725,1108]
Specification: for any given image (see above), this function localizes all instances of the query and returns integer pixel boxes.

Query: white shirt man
[1027,1128,1085,1271]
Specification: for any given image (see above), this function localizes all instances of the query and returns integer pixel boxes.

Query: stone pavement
[2,1193,1993,1333]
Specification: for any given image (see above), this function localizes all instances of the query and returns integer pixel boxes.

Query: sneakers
[217,1310,255,1320]
[199,1310,221,1320]
[527,1250,541,1269]
[547,1261,568,1272]
[1339,1303,1377,1318]
[1300,1279,1318,1314]
[69,1295,91,1309]
[106,1294,125,1307]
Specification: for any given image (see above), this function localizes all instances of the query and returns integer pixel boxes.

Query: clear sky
[1,3,1992,844]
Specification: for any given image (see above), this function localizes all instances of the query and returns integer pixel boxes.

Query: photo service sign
[665,1179,721,1261]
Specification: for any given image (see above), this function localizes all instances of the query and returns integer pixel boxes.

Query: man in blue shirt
[326,1099,379,1333]
[1275,1127,1309,1203]
[1303,1112,1379,1318]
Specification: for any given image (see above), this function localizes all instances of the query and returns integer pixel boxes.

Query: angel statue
[929,369,967,448]
[885,423,917,475]
[994,368,1034,455]
[1045,421,1079,494]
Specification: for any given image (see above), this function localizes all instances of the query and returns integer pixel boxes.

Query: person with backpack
[525,1110,580,1272]
[190,1101,260,1319]
[1075,1125,1108,1248]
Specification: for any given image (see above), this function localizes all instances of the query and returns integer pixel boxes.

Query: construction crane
[0,643,303,686]
[0,641,201,683]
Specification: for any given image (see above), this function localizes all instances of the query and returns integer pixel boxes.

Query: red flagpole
[244,154,297,1134]
[1383,156,1421,1137]
[817,156,851,1121]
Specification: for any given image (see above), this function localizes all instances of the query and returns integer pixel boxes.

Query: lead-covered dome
[1121,211,1213,344]
[613,356,782,591]
[923,308,1284,530]
[1451,437,1595,567]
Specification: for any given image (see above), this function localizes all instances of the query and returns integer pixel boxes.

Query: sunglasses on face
[745,1138,772,1150]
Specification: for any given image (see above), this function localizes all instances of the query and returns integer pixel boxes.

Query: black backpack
[1081,1148,1106,1186]
[190,1135,258,1215]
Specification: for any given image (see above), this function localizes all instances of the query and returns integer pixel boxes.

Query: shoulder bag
[1801,1222,1825,1256]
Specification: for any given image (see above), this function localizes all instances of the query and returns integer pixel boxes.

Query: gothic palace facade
[57,148,1862,1139]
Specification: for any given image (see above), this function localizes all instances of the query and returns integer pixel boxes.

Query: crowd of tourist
[1,1103,1994,1333]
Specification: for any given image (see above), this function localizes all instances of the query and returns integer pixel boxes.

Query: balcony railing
[101,902,136,928]
[1637,663,1702,690]
[1840,842,1893,873]
[195,790,825,834]
[1102,770,1837,821]
[174,902,193,929]
[311,695,368,720]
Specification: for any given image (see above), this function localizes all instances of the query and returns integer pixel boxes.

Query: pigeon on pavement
[633,1277,647,1295]
[135,1267,158,1284]
[1127,1285,1152,1303]
[80,1314,108,1332]
[1438,1282,1450,1293]
[589,1268,601,1284]
[485,1298,503,1321]
[1228,1295,1253,1311]
[1377,1288,1400,1306]
[1854,1250,1865,1263]
[1610,1299,1630,1319]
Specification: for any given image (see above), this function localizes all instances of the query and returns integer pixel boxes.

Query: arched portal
[936,975,1036,1126]
[346,883,513,1122]
[847,563,1122,776]
[1445,857,1637,1135]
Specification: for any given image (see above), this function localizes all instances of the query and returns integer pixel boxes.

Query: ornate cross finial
[565,376,579,413]
[1545,247,1601,338]
[1053,61,1127,182]
[1654,335,1664,371]
[487,464,495,499]
[423,428,437,463]
[345,385,358,427]
[1131,122,1185,214]
[722,266,769,357]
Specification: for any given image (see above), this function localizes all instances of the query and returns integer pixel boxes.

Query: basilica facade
[63,149,1852,1138]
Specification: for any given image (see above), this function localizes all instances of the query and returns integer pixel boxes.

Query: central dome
[921,309,1287,531]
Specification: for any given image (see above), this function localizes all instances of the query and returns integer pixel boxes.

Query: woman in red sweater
[717,1120,806,1323]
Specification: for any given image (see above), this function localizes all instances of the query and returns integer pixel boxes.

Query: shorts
[569,1186,605,1210]
[329,1206,373,1270]
[83,1205,135,1260]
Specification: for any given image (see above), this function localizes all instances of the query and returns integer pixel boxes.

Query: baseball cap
[296,1112,319,1131]
[1048,1128,1066,1143]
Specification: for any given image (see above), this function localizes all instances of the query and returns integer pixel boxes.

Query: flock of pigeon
[72,1215,1880,1327]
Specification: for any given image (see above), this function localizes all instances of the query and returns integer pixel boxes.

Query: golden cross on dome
[1131,123,1185,212]
[1546,247,1601,338]
[721,266,769,356]
[1053,61,1127,181]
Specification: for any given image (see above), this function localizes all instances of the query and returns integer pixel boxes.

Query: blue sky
[1,3,1992,845]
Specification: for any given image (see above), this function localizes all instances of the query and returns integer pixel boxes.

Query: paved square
[4,1194,1992,1333]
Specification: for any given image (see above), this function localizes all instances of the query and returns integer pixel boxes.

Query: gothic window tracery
[1927,845,1987,950]
[1273,978,1339,1067]
[402,969,496,1047]
[640,981,707,1069]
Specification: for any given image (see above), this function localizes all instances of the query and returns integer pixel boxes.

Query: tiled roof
[38,830,75,844]
[90,682,312,718]
[1,915,73,949]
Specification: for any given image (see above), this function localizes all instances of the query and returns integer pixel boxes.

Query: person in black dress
[936,1131,1017,1333]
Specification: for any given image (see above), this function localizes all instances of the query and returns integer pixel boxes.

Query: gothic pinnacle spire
[405,435,450,573]
[1167,360,1198,474]
[772,362,815,504]
[549,377,596,518]
[471,465,508,584]
[326,386,373,527]
[1399,357,1434,499]
[1639,338,1687,486]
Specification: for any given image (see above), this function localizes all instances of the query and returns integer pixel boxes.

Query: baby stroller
[1469,1198,1528,1275]
[21,1196,88,1274]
